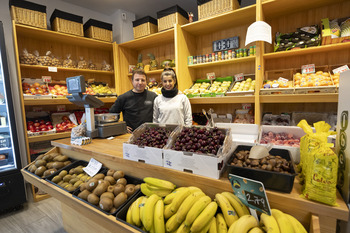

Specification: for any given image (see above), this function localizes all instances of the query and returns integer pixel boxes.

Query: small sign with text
[301,64,315,74]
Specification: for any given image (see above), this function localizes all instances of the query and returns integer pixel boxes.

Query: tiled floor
[0,197,66,233]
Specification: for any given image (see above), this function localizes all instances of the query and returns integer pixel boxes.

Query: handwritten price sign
[42,76,52,83]
[207,72,216,80]
[234,73,244,82]
[301,64,315,74]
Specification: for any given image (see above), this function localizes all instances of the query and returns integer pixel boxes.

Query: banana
[142,194,161,231]
[170,188,192,213]
[190,201,218,232]
[144,177,176,190]
[284,213,307,233]
[227,219,238,233]
[259,213,280,233]
[229,215,259,233]
[221,192,250,217]
[141,183,172,197]
[154,199,165,233]
[166,213,181,232]
[164,187,187,204]
[198,216,215,233]
[139,196,148,223]
[164,204,175,219]
[184,195,211,227]
[216,213,228,233]
[188,186,203,193]
[209,216,217,233]
[215,193,239,227]
[126,202,135,225]
[176,221,191,233]
[176,191,205,224]
[132,196,144,227]
[248,227,264,233]
[271,209,295,233]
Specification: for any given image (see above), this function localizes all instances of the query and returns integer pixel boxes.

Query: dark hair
[161,67,178,88]
[132,69,147,81]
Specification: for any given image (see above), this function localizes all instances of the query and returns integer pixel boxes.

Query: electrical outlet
[122,13,126,20]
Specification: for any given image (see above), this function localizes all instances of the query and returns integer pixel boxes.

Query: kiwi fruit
[43,168,57,177]
[78,189,91,201]
[74,180,83,188]
[69,168,75,174]
[66,184,76,192]
[80,183,87,192]
[113,192,127,208]
[63,174,72,182]
[113,171,124,180]
[100,192,114,200]
[74,167,84,174]
[107,185,115,193]
[93,173,105,180]
[69,178,79,185]
[36,154,45,160]
[109,207,117,214]
[59,182,69,187]
[125,186,135,197]
[99,197,113,212]
[104,176,116,185]
[51,175,62,184]
[87,193,100,205]
[59,170,68,177]
[46,162,53,169]
[80,175,89,182]
[53,155,68,162]
[134,184,141,191]
[107,169,115,177]
[113,184,125,196]
[116,178,127,186]
[57,181,64,186]
[28,164,37,173]
[42,154,52,161]
[125,184,135,190]
[63,161,71,166]
[86,179,98,191]
[35,166,46,177]
[52,162,65,170]
[35,159,47,167]
[93,183,108,196]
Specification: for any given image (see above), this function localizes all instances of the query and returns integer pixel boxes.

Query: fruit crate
[226,74,255,96]
[226,145,297,193]
[123,123,179,166]
[260,69,294,95]
[184,79,211,98]
[72,175,142,216]
[115,191,147,233]
[321,17,350,45]
[163,125,233,179]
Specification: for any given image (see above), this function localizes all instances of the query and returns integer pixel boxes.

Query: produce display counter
[21,135,349,233]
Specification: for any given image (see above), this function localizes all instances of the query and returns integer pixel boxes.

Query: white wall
[111,9,135,44]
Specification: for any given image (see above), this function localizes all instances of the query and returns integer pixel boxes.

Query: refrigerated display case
[0,21,26,211]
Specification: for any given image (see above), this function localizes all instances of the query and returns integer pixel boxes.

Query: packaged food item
[63,54,76,68]
[329,19,341,38]
[233,109,254,124]
[298,120,338,206]
[51,55,62,67]
[37,51,53,66]
[88,60,97,70]
[19,49,37,65]
[77,56,87,69]
[340,18,350,37]
[101,60,112,71]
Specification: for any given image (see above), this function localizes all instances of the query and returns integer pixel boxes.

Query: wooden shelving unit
[188,56,255,68]
[189,95,255,104]
[23,97,117,106]
[28,131,72,143]
[260,93,339,103]
[20,64,114,74]
[127,68,176,77]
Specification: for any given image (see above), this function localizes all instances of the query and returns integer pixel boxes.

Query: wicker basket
[198,0,240,20]
[50,9,83,36]
[157,5,189,32]
[10,0,47,29]
[84,19,113,42]
[133,16,158,39]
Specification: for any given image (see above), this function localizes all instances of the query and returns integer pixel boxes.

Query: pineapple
[147,53,158,71]
[136,54,144,69]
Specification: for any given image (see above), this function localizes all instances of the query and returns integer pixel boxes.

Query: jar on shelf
[232,50,236,59]
[249,46,254,56]
[206,54,209,63]
[224,51,228,60]
[228,50,232,59]
[215,53,218,61]
[243,48,247,57]
[193,56,197,64]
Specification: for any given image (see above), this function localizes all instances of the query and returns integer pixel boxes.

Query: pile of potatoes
[27,152,72,178]
[50,165,89,192]
[77,169,140,214]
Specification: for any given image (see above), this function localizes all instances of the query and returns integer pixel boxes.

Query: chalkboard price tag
[229,174,271,215]
[213,36,239,52]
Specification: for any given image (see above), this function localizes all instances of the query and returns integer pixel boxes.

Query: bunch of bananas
[126,177,307,233]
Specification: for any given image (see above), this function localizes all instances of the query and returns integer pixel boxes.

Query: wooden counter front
[22,136,348,233]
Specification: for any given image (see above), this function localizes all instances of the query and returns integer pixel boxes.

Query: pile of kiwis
[27,152,72,178]
[50,165,89,192]
[77,169,140,214]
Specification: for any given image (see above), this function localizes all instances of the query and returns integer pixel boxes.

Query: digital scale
[66,75,127,138]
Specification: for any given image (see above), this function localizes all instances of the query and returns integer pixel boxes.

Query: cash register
[66,75,127,138]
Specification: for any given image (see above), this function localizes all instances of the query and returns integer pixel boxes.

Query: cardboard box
[215,123,258,146]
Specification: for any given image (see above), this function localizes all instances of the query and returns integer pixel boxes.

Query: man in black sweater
[110,69,157,133]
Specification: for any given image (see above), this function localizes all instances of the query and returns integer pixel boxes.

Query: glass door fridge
[0,21,26,211]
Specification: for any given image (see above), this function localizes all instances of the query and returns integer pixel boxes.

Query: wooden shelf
[127,68,176,76]
[189,95,255,104]
[182,4,256,35]
[119,29,174,50]
[262,0,346,20]
[20,64,114,75]
[24,97,117,106]
[260,93,339,103]
[15,24,113,50]
[188,56,255,68]
[264,42,350,60]
[28,132,72,143]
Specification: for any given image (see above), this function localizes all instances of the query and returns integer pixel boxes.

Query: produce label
[48,67,57,72]
[277,77,289,83]
[207,72,216,80]
[242,103,252,110]
[57,105,66,112]
[83,158,102,177]
[234,73,244,82]
[42,76,52,83]
[301,64,315,74]
[333,65,349,74]
[229,174,271,215]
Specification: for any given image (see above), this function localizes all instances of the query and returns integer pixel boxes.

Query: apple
[62,125,68,130]
[41,127,48,131]
[61,122,66,126]
[28,125,34,130]
[56,123,61,128]
[30,129,35,133]
[46,121,52,125]
[40,120,45,124]
[47,125,53,130]
[34,122,40,127]
[39,124,47,129]
[27,121,34,126]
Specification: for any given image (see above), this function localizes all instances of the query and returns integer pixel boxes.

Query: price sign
[83,158,102,177]
[48,67,57,72]
[32,107,43,112]
[301,64,315,74]
[229,174,271,215]
[207,72,216,80]
[234,73,244,82]
[333,65,349,74]
[277,77,289,83]
[42,76,52,83]
[213,36,239,52]
[242,103,252,110]
[57,105,66,112]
